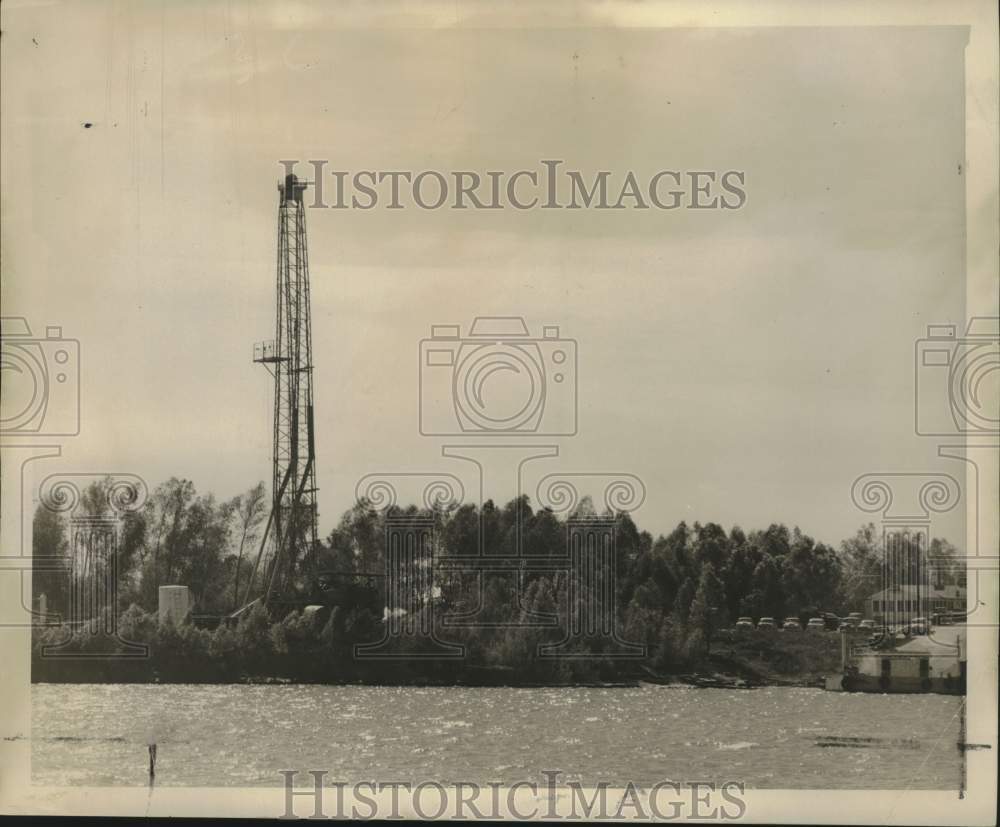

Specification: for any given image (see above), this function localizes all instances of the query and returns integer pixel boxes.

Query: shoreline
[31,621,845,690]
[29,671,825,690]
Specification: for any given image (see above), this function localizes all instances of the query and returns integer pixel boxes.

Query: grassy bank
[32,605,842,687]
[690,629,843,687]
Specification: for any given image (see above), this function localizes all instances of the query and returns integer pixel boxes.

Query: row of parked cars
[899,617,930,635]
[734,612,877,632]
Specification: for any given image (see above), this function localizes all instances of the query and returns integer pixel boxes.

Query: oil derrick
[242,173,319,611]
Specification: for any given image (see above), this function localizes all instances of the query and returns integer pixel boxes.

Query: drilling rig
[238,173,319,613]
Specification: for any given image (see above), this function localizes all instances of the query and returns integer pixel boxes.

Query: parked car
[858,619,876,631]
[806,617,826,631]
[735,617,754,630]
[909,617,929,635]
[757,617,776,629]
[782,617,801,631]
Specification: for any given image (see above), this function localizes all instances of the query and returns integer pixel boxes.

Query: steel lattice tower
[249,173,318,606]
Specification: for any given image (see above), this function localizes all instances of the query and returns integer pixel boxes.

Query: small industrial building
[845,626,966,694]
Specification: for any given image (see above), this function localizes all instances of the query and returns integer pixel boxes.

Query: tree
[146,478,196,590]
[523,506,563,559]
[750,554,785,619]
[501,494,534,557]
[838,523,882,612]
[32,503,69,620]
[172,492,234,612]
[689,563,725,654]
[481,499,502,557]
[568,494,597,522]
[660,521,694,587]
[647,534,681,615]
[672,575,696,629]
[230,482,268,611]
[624,581,669,657]
[32,478,149,619]
[136,478,233,613]
[613,511,646,611]
[441,503,480,558]
[693,522,730,572]
[498,575,562,679]
[80,478,148,609]
[928,537,964,588]
[751,524,791,558]
[321,498,383,575]
[723,528,758,620]
[782,528,841,613]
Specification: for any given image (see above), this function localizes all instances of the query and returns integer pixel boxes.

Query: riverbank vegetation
[31,477,961,685]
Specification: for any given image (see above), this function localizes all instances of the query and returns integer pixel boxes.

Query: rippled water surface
[31,684,963,788]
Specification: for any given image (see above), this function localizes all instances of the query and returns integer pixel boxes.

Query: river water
[31,683,963,789]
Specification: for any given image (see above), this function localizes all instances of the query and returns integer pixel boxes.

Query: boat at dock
[825,625,966,695]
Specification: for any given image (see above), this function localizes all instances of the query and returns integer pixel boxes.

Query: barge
[825,625,966,695]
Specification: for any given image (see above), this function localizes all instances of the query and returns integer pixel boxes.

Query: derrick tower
[247,173,319,607]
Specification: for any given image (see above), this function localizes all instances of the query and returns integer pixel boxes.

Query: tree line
[31,477,962,682]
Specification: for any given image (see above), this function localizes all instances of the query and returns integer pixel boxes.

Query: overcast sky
[2,3,970,547]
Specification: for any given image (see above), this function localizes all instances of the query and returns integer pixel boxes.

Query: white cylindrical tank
[158,585,190,625]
